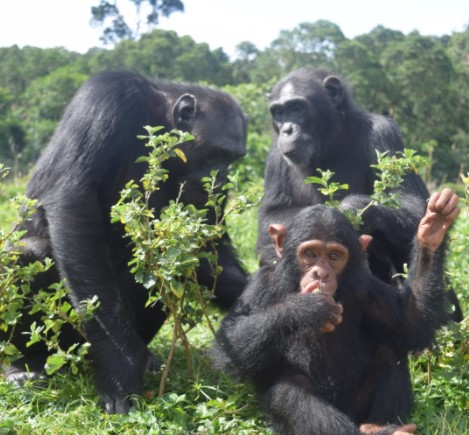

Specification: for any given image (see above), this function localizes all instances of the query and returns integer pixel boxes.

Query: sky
[0,0,468,59]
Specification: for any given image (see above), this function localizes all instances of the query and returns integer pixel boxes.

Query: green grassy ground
[0,180,467,434]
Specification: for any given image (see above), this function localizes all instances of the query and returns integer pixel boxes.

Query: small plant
[110,126,260,396]
[370,149,427,206]
[410,319,469,423]
[304,168,349,208]
[0,164,98,375]
[305,149,428,228]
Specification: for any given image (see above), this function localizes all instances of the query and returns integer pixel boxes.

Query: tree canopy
[0,20,468,184]
[91,0,184,44]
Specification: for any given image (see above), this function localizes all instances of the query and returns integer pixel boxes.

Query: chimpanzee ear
[173,94,197,131]
[268,224,288,258]
[358,235,373,253]
[323,76,344,105]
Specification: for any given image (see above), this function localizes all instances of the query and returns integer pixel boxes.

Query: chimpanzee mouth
[282,145,311,168]
[301,281,336,296]
[301,281,321,294]
[282,144,306,159]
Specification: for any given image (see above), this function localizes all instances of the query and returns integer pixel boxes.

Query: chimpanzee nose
[281,122,294,135]
[313,266,329,281]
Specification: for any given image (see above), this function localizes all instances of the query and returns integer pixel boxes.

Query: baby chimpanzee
[213,188,460,435]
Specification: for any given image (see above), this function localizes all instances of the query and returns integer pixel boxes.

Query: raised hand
[417,188,460,252]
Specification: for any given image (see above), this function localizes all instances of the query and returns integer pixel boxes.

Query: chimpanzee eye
[303,249,317,260]
[270,105,284,121]
[329,252,341,261]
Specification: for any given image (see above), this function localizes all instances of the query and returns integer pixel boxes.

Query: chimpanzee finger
[331,312,343,325]
[308,293,343,332]
[432,188,459,214]
[315,291,341,306]
[446,205,461,223]
[320,305,343,332]
[320,322,336,333]
[318,295,343,317]
[320,312,343,332]
[426,190,441,213]
[439,194,459,217]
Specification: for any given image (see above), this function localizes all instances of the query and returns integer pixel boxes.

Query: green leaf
[304,176,324,185]
[174,148,187,163]
[170,280,184,299]
[45,354,67,375]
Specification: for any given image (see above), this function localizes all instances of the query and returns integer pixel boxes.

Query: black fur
[257,68,462,321]
[4,70,248,413]
[213,205,447,435]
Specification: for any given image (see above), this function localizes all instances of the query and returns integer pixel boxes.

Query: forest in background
[0,20,468,185]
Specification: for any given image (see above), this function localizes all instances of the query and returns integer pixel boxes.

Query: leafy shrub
[110,126,261,395]
[0,164,97,377]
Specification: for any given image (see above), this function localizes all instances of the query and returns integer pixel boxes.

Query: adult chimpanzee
[213,188,460,435]
[4,70,248,413]
[257,68,462,321]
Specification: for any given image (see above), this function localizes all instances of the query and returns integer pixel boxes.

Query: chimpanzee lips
[281,143,306,160]
[301,281,321,294]
[301,281,336,296]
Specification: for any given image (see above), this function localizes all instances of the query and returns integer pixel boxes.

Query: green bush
[0,150,467,433]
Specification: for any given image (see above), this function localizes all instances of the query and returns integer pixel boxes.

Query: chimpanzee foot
[3,365,48,388]
[100,393,133,414]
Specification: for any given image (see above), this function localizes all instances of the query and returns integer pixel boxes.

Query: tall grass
[0,178,467,434]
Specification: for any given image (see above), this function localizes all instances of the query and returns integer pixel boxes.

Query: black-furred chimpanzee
[257,68,462,321]
[3,70,248,413]
[213,188,460,435]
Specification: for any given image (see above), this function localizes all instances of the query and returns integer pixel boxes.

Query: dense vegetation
[0,21,468,183]
[0,19,468,434]
[0,175,467,433]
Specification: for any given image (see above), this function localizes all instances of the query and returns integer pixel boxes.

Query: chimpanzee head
[171,87,248,174]
[268,205,371,298]
[269,69,352,169]
[161,84,248,207]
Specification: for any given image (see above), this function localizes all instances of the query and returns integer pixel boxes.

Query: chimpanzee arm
[401,188,460,348]
[212,266,342,380]
[340,193,426,261]
[364,189,460,350]
[45,186,149,413]
[396,245,446,349]
[342,193,463,322]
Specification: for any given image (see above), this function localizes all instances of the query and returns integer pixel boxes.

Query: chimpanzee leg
[113,263,167,373]
[261,372,360,435]
[3,353,48,385]
[356,345,413,425]
[116,262,167,345]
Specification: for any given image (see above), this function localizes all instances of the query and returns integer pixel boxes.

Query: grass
[0,178,467,434]
[0,312,268,434]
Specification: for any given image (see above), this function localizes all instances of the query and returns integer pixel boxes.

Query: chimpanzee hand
[316,292,343,333]
[287,292,343,333]
[417,188,460,253]
[93,337,153,414]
